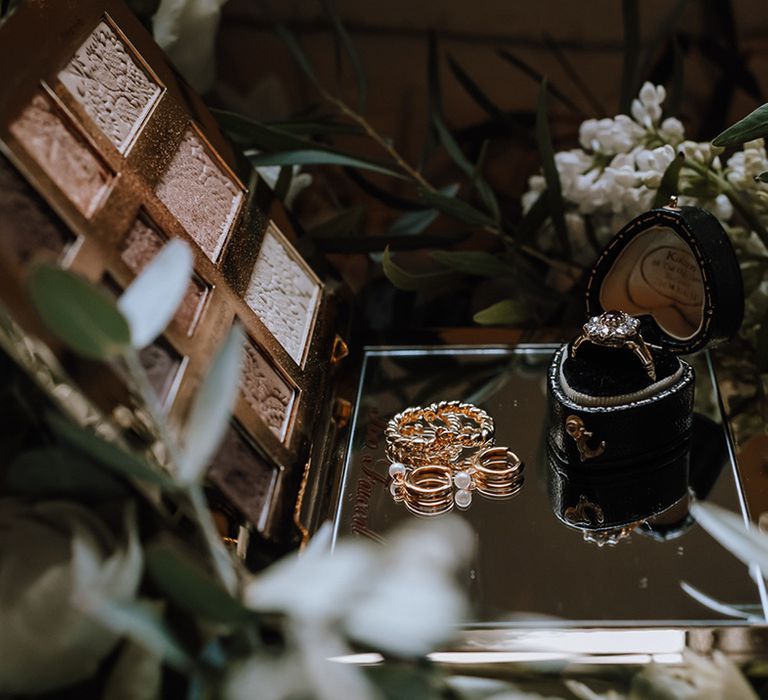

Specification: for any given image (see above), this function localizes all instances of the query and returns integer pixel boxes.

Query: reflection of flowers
[0,500,141,694]
[232,517,472,699]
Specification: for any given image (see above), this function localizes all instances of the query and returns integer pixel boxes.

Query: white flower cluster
[522,81,750,266]
[228,517,472,700]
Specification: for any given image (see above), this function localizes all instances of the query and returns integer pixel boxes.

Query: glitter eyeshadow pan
[208,422,279,531]
[241,336,296,442]
[245,226,321,365]
[10,92,112,217]
[58,20,161,152]
[155,127,243,263]
[120,216,209,335]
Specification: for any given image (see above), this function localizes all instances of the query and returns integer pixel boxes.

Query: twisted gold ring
[385,400,495,467]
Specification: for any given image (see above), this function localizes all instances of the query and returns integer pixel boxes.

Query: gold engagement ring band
[570,310,656,381]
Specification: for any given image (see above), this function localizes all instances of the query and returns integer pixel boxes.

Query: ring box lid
[584,202,744,354]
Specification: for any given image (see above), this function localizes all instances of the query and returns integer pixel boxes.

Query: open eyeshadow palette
[0,0,344,551]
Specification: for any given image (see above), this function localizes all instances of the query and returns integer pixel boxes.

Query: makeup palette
[0,0,343,550]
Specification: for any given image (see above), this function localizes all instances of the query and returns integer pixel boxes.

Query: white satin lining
[558,351,684,407]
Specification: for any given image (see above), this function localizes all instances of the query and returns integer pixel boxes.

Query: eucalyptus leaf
[264,118,362,136]
[118,239,193,349]
[473,299,532,326]
[620,0,640,114]
[306,206,365,239]
[536,81,570,256]
[145,539,251,624]
[448,55,520,128]
[430,250,517,277]
[179,325,244,485]
[316,233,465,253]
[431,115,500,223]
[6,447,127,500]
[415,187,495,228]
[713,103,768,147]
[388,184,459,235]
[27,264,131,360]
[212,110,333,150]
[83,598,191,671]
[497,49,581,115]
[543,33,606,115]
[653,152,685,208]
[382,248,459,291]
[246,150,404,178]
[48,412,176,490]
[275,22,321,89]
[690,501,768,574]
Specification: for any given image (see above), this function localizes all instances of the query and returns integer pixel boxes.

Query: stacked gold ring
[385,400,495,467]
[472,447,524,498]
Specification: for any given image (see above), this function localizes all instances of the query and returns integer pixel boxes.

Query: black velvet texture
[563,341,679,396]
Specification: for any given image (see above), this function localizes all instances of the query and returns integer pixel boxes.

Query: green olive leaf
[27,264,131,360]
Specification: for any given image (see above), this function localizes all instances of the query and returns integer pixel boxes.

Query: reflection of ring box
[548,205,743,469]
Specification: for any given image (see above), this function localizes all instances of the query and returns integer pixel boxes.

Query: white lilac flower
[0,501,142,694]
[524,79,754,267]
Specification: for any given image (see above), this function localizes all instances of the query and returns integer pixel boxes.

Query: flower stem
[123,349,238,594]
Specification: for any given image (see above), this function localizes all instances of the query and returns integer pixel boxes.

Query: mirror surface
[332,345,765,625]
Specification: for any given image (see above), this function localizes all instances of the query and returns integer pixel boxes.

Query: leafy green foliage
[145,539,252,625]
[6,447,128,500]
[247,149,405,178]
[713,104,768,147]
[382,248,459,291]
[27,264,131,360]
[48,413,177,490]
[473,299,532,325]
[430,250,517,277]
[535,81,570,256]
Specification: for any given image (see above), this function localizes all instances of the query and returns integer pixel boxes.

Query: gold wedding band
[472,446,524,498]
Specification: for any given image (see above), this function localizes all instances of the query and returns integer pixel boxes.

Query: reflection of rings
[385,400,495,467]
[570,310,656,381]
[402,465,454,516]
[472,447,524,498]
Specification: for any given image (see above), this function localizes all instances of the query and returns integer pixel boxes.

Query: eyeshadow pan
[10,92,112,216]
[120,217,209,334]
[139,339,183,405]
[242,337,295,441]
[155,127,242,262]
[208,422,278,530]
[245,227,320,364]
[0,154,75,263]
[58,20,161,151]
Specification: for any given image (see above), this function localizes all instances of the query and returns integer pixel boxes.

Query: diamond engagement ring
[571,310,656,381]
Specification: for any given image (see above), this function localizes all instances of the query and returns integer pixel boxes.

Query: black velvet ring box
[547,202,743,470]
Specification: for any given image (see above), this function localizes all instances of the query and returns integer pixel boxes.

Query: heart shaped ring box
[547,202,743,470]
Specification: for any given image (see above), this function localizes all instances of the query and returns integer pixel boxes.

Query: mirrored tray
[331,345,767,659]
